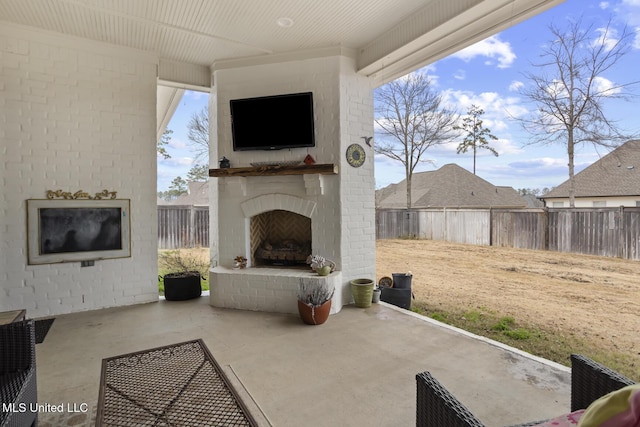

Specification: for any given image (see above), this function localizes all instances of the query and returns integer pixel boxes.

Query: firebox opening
[250,210,312,267]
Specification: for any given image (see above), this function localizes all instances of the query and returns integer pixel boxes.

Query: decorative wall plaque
[346,144,366,168]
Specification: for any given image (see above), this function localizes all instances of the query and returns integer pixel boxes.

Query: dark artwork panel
[39,207,123,254]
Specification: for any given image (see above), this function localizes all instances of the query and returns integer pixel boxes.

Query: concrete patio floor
[35,297,572,426]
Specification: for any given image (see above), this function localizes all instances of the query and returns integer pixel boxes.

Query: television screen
[27,199,131,265]
[230,92,315,151]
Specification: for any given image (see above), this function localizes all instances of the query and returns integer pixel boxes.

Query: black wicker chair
[0,319,38,427]
[416,354,636,427]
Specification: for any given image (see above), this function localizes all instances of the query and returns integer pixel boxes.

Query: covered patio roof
[0,0,564,87]
[0,0,565,135]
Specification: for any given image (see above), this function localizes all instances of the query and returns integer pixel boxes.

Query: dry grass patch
[376,239,640,379]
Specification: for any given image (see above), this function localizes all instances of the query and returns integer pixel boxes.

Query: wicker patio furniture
[0,319,38,427]
[416,354,636,427]
[97,339,259,426]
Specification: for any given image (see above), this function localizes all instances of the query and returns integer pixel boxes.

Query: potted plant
[350,278,375,308]
[297,279,335,325]
[306,254,336,276]
[233,256,247,269]
[158,249,209,301]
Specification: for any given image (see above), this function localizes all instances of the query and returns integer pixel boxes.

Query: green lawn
[410,302,638,380]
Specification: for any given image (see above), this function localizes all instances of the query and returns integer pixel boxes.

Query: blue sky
[158,0,640,192]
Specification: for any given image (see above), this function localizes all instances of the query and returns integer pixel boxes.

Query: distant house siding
[543,196,640,208]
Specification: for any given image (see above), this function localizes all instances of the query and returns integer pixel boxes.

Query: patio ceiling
[1,0,564,87]
[1,0,564,138]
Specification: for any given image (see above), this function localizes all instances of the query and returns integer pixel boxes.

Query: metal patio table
[97,339,258,426]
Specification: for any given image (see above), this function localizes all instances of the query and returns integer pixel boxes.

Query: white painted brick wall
[209,53,375,313]
[210,267,344,314]
[0,24,159,318]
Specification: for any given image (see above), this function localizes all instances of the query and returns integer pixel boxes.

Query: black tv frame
[230,92,315,151]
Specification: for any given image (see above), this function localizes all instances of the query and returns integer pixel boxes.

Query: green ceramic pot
[350,278,375,308]
[317,266,332,276]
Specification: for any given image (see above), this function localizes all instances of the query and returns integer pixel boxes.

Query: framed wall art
[26,199,131,265]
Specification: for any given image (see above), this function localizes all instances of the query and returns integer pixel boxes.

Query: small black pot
[162,271,202,301]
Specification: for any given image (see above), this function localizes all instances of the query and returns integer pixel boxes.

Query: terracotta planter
[297,299,332,325]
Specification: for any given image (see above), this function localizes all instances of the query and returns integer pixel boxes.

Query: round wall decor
[346,143,366,168]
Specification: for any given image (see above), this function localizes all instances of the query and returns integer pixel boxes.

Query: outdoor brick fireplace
[208,52,376,315]
[209,180,346,314]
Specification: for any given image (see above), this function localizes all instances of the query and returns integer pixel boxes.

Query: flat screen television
[230,92,315,151]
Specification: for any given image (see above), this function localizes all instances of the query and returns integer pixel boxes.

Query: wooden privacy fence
[376,207,640,261]
[158,205,209,249]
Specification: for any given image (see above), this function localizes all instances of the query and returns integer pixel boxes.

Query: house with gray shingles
[376,163,527,209]
[541,140,640,208]
[170,181,209,206]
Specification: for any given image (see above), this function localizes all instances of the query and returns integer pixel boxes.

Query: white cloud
[443,89,527,121]
[599,1,610,9]
[452,35,516,69]
[169,138,189,150]
[634,27,640,49]
[544,79,565,98]
[439,89,528,155]
[592,76,621,95]
[453,69,466,80]
[158,156,196,168]
[592,27,620,52]
[509,80,524,92]
[619,0,640,26]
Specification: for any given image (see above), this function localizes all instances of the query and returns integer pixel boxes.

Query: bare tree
[454,105,498,175]
[375,73,458,209]
[519,18,638,207]
[187,107,209,162]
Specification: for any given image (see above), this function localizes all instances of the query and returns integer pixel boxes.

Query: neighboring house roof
[543,140,640,199]
[521,194,545,208]
[171,181,209,206]
[376,163,527,209]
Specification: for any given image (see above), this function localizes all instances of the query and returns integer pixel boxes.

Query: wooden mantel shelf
[209,163,338,178]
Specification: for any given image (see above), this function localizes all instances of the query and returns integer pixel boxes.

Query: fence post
[189,205,196,248]
[542,208,549,251]
[489,208,493,246]
[618,205,624,258]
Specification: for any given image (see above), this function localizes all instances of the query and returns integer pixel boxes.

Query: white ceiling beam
[358,0,566,86]
[156,85,185,141]
[158,59,211,90]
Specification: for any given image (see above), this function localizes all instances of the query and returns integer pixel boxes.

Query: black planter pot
[163,272,202,301]
[381,287,412,309]
[391,273,412,289]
